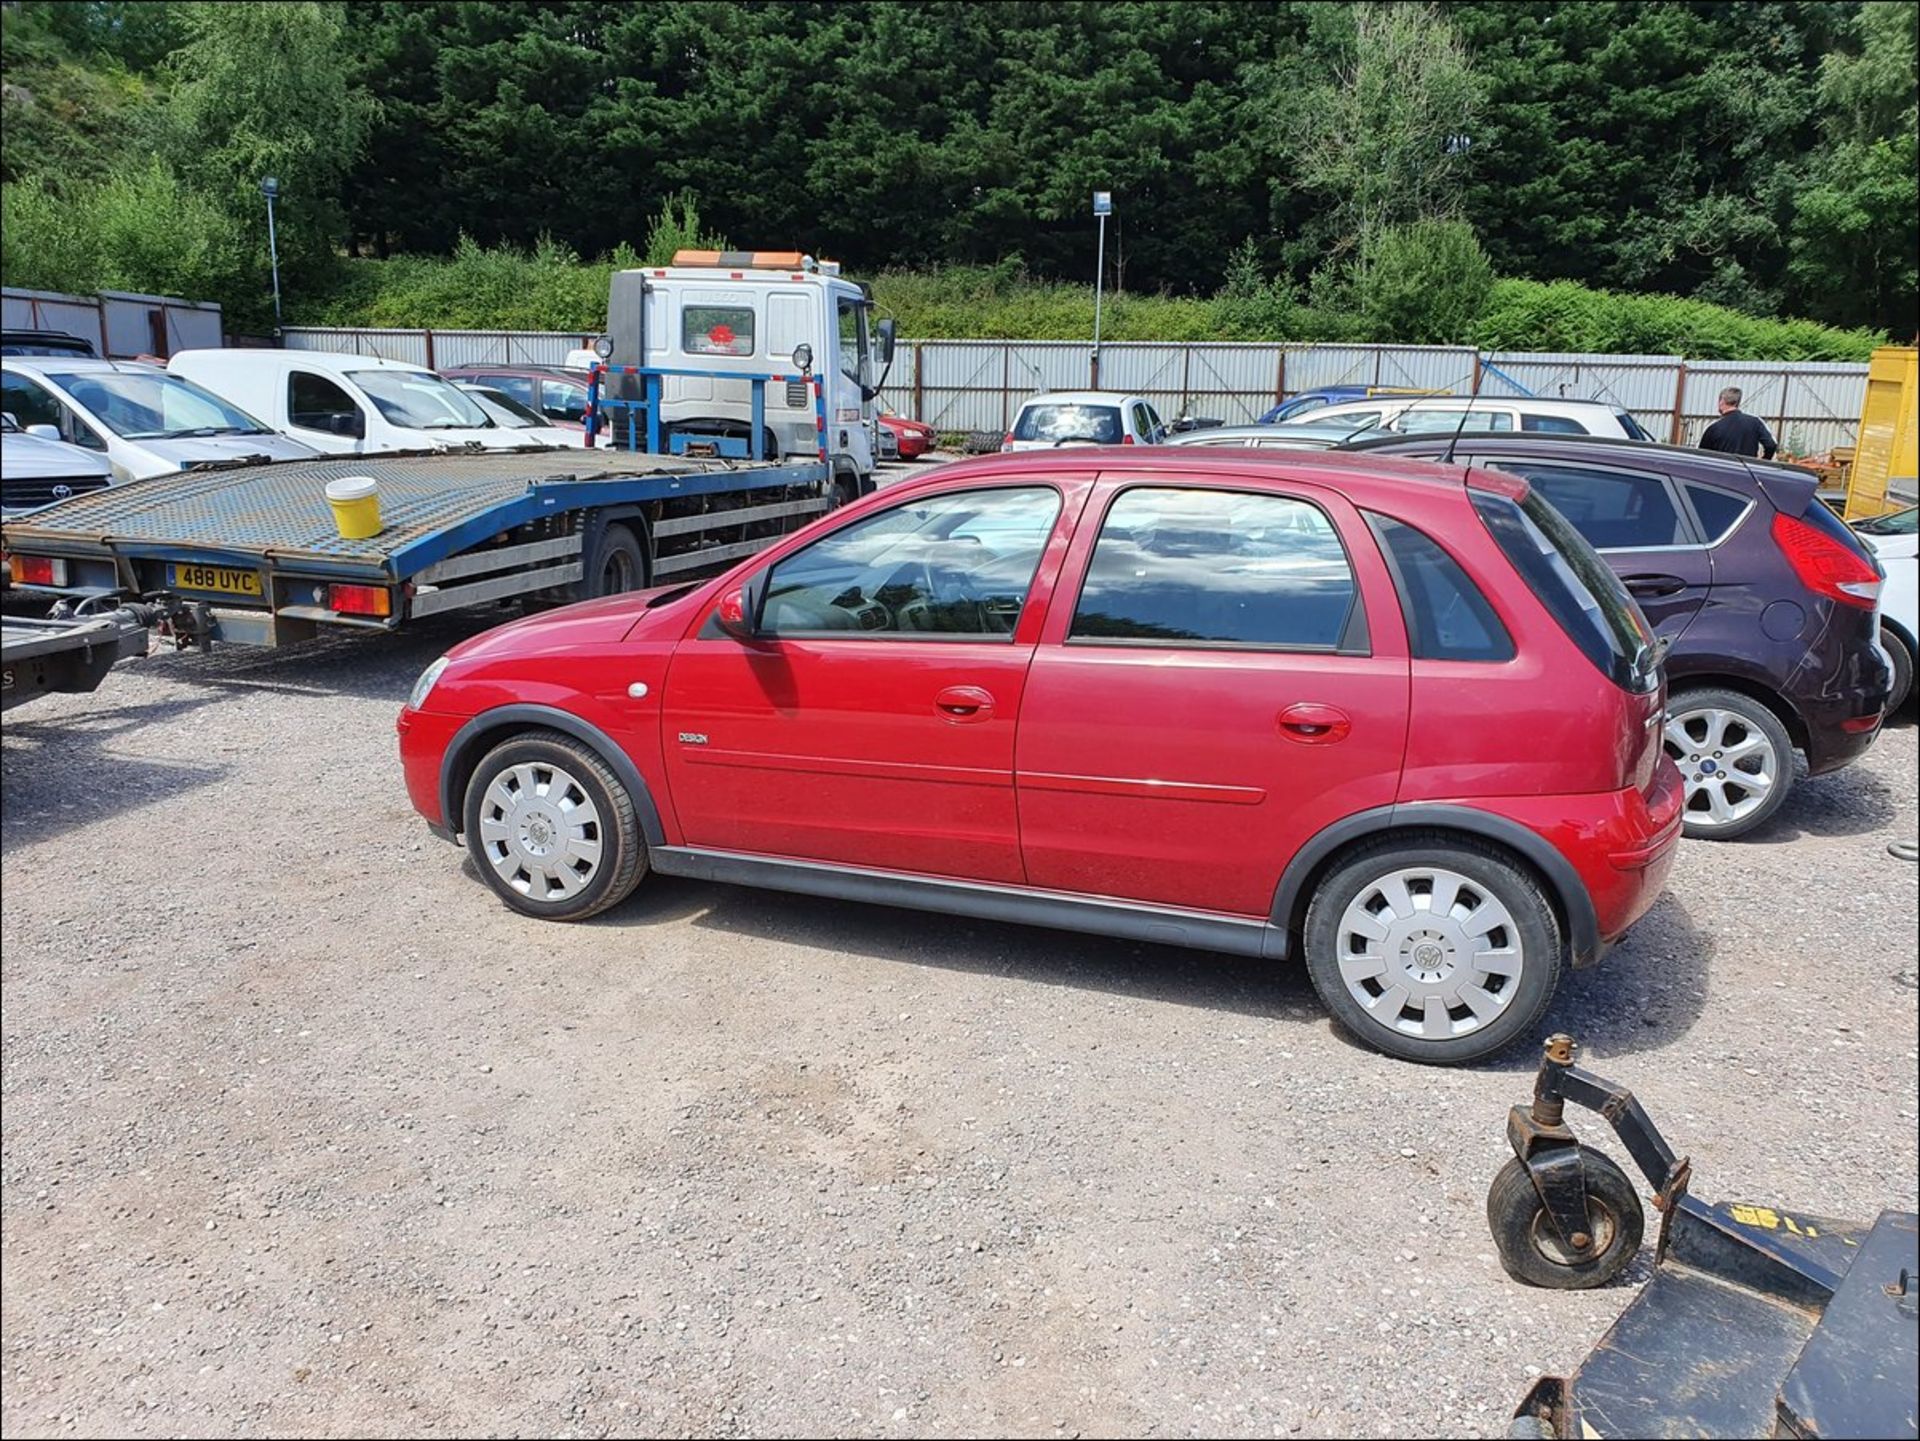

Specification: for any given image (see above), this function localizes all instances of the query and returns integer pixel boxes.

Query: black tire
[829,470,859,509]
[1302,835,1564,1065]
[1486,1149,1644,1289]
[1664,685,1795,841]
[580,522,647,600]
[1882,624,1914,713]
[461,730,647,921]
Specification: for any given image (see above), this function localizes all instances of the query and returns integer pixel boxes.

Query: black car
[1,329,98,359]
[1341,432,1892,840]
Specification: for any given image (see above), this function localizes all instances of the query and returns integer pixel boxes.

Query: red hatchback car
[398,451,1684,1064]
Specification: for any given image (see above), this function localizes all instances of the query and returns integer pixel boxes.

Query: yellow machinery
[1842,345,1918,520]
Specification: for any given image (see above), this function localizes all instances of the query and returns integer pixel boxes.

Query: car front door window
[760,486,1062,638]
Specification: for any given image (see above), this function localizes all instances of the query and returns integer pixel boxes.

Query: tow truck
[0,253,881,663]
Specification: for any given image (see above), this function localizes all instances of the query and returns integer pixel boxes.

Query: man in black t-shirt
[1698,386,1779,459]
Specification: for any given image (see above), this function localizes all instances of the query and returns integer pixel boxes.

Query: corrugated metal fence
[5,286,224,358]
[280,329,1871,454]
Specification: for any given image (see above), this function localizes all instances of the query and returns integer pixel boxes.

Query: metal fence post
[1471,352,1483,396]
[424,328,436,371]
[913,342,925,421]
[1275,347,1286,404]
[1776,372,1791,450]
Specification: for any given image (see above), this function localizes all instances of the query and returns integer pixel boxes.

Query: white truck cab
[597,250,895,498]
[166,349,560,455]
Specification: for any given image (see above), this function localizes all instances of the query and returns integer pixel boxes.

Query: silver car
[1157,421,1373,451]
[1,412,114,520]
[1,358,317,482]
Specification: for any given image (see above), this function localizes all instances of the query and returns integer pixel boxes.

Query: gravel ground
[3,586,1915,1439]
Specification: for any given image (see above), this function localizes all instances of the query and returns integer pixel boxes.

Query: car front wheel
[1303,836,1563,1065]
[462,730,647,920]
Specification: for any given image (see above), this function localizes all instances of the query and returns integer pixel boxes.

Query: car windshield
[1013,403,1124,445]
[48,369,273,440]
[347,369,491,430]
[460,386,545,429]
[1856,504,1917,536]
[1613,408,1657,442]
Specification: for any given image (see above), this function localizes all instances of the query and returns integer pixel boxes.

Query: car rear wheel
[1303,836,1563,1065]
[462,731,647,921]
[1663,687,1793,840]
[1881,624,1913,713]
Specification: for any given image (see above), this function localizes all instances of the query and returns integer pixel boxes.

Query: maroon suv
[1344,434,1891,838]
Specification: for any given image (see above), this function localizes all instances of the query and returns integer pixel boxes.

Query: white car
[454,383,589,448]
[1856,503,1917,711]
[167,349,561,456]
[1277,395,1656,441]
[1,358,317,482]
[1001,390,1166,451]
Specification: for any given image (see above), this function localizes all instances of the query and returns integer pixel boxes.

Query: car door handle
[1622,573,1687,598]
[934,685,995,722]
[1278,702,1351,744]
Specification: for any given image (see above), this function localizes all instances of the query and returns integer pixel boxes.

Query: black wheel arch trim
[438,704,666,847]
[1269,803,1602,969]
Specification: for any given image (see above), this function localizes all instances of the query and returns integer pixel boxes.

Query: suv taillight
[1771,511,1881,610]
[1000,433,1015,452]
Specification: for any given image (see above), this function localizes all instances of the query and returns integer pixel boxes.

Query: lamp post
[1091,190,1111,389]
[261,176,283,334]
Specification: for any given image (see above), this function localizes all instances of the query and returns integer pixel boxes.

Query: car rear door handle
[1622,573,1687,598]
[1278,702,1351,744]
[934,685,995,722]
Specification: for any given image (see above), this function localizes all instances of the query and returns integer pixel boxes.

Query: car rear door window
[760,486,1060,638]
[483,375,535,406]
[1397,407,1514,433]
[1367,514,1514,661]
[1520,414,1590,434]
[1070,487,1359,650]
[1489,461,1689,549]
[1681,482,1752,544]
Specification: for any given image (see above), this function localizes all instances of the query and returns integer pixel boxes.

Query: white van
[166,350,561,455]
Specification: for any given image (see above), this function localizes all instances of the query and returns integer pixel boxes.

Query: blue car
[1257,386,1439,425]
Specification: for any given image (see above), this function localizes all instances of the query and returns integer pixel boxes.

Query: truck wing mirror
[875,318,897,367]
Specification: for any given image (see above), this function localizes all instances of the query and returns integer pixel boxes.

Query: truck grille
[2,475,112,511]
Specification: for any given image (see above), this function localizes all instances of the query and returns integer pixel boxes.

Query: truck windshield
[50,370,273,440]
[347,370,491,430]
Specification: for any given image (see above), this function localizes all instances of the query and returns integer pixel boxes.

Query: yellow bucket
[325,476,383,539]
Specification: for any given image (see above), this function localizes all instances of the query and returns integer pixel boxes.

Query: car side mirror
[26,423,61,442]
[329,411,366,439]
[716,585,756,640]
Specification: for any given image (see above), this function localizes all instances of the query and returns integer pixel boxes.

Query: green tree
[1257,2,1482,259]
[1354,219,1494,343]
[162,1,375,290]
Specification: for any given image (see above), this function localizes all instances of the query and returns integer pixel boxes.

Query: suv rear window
[1013,403,1123,445]
[1471,487,1658,693]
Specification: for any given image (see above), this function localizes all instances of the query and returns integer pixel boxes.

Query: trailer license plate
[167,564,262,598]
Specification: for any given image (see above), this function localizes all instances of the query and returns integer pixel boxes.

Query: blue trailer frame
[582,363,828,463]
[0,440,834,649]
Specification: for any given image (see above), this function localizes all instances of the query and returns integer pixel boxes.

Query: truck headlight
[408,655,451,710]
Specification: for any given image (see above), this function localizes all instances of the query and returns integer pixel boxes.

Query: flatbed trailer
[1,607,155,710]
[0,446,831,649]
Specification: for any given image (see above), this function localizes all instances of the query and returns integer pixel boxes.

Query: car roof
[1338,430,1822,482]
[874,443,1475,505]
[1307,394,1628,417]
[1013,391,1147,408]
[169,348,432,376]
[2,357,163,377]
[1162,425,1344,446]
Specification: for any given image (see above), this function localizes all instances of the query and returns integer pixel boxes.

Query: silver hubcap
[1336,867,1525,1040]
[478,762,603,901]
[1663,706,1777,830]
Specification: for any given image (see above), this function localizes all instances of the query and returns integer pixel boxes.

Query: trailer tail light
[7,555,68,587]
[1771,510,1881,610]
[328,583,393,617]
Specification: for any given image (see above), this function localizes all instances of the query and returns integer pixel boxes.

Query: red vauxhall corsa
[397,451,1684,1064]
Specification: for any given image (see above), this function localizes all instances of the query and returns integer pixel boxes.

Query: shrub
[1353,220,1494,345]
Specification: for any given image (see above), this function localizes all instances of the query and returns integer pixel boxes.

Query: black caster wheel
[1487,1146,1644,1289]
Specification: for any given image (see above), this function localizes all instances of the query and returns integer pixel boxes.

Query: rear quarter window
[1682,483,1752,544]
[1367,514,1514,662]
